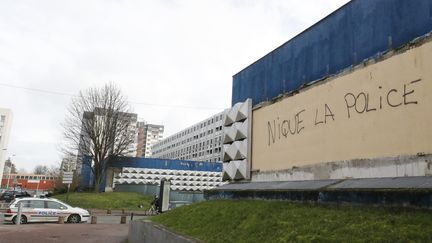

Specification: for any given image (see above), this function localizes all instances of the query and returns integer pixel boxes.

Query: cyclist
[148,195,160,214]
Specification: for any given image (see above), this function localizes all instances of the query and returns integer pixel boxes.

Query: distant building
[1,173,56,191]
[136,122,164,157]
[152,110,226,162]
[0,108,13,187]
[76,108,138,174]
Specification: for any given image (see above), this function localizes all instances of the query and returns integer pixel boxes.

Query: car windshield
[8,198,18,207]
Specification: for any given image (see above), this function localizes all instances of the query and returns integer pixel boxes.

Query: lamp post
[1,148,6,189]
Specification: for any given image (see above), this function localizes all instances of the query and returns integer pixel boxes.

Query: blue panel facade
[79,156,223,191]
[108,156,223,172]
[232,0,432,106]
[80,155,93,189]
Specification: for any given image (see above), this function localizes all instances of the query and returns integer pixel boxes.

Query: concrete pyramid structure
[222,99,252,181]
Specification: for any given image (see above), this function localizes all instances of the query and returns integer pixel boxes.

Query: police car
[4,197,90,224]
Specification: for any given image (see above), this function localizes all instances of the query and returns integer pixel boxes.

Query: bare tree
[63,83,135,192]
[33,165,49,175]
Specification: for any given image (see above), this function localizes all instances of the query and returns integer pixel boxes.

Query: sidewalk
[88,209,157,216]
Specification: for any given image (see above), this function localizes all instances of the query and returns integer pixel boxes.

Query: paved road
[0,212,148,243]
[0,223,129,243]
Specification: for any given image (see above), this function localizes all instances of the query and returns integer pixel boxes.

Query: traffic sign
[63,172,74,184]
[63,172,73,178]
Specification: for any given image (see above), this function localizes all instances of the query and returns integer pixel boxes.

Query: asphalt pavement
[0,211,149,243]
[0,223,130,243]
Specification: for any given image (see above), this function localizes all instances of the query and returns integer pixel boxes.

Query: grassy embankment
[54,192,153,210]
[152,200,432,243]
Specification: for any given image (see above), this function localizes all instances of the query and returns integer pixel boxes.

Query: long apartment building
[136,122,164,157]
[151,110,226,162]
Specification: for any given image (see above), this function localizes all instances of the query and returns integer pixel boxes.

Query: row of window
[153,136,223,155]
[19,200,65,209]
[162,146,222,158]
[158,155,222,163]
[154,113,225,147]
[154,130,223,151]
[11,175,56,180]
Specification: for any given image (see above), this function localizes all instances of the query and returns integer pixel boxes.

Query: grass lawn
[54,192,153,210]
[152,200,432,243]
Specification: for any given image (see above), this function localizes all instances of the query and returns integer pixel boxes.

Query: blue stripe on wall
[108,156,223,172]
[232,0,432,106]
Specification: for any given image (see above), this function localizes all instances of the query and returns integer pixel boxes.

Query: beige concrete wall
[252,41,432,172]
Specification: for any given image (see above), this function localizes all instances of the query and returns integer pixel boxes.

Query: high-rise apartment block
[76,108,138,173]
[0,108,13,186]
[152,110,226,162]
[136,122,164,157]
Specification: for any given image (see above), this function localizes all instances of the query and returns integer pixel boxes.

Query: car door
[17,200,33,222]
[26,200,47,222]
[45,201,65,222]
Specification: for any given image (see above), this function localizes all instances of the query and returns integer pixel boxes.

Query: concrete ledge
[128,220,199,243]
[252,154,432,181]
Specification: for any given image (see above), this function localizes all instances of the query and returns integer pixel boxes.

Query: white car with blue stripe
[4,197,90,224]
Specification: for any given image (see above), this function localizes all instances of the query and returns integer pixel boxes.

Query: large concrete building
[151,110,226,163]
[223,0,432,182]
[208,0,432,209]
[136,122,164,157]
[0,108,13,186]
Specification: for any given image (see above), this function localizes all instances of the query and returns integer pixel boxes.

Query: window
[47,201,66,209]
[28,200,45,209]
[20,200,32,208]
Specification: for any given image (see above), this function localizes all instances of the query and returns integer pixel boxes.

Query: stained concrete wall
[251,38,432,180]
[128,220,197,243]
[252,154,432,181]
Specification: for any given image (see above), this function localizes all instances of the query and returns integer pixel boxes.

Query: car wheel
[12,215,27,224]
[67,214,81,223]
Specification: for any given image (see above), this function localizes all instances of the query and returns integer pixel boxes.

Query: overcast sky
[0,0,349,172]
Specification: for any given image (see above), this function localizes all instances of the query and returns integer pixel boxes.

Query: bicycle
[146,204,159,215]
[146,196,160,215]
